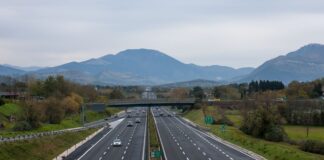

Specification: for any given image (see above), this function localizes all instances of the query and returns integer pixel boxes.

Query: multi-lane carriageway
[65,107,261,160]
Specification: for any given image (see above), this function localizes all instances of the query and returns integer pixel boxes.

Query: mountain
[0,65,26,76]
[159,79,222,88]
[240,43,324,84]
[33,49,254,85]
[3,64,43,72]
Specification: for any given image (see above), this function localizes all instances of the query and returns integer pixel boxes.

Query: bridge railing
[107,98,196,105]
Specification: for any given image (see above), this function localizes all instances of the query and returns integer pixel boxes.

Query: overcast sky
[1,0,324,68]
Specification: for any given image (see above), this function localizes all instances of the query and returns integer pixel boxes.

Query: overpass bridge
[106,98,196,107]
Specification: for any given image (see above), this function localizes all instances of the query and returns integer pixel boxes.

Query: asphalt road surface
[152,108,257,160]
[66,108,147,160]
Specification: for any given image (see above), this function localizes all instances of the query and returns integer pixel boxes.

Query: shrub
[13,121,32,131]
[240,105,287,142]
[0,98,4,106]
[214,116,234,126]
[264,125,286,142]
[300,140,324,155]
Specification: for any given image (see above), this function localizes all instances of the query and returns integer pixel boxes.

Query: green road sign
[220,124,226,132]
[204,116,214,124]
[151,150,161,158]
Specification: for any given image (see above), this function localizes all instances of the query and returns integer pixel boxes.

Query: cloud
[0,0,324,68]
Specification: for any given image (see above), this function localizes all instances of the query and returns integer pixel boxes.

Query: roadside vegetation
[184,109,324,160]
[0,75,124,137]
[148,109,160,160]
[166,78,324,159]
[0,128,97,160]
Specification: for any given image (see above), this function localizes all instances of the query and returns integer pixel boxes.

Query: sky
[1,0,324,68]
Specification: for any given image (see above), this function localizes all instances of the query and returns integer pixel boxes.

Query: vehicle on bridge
[135,118,141,123]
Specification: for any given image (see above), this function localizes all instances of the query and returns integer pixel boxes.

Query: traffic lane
[163,116,231,160]
[102,111,146,160]
[103,123,138,160]
[160,115,226,160]
[123,113,147,160]
[154,114,188,160]
[78,118,130,160]
[65,127,112,160]
[165,110,256,160]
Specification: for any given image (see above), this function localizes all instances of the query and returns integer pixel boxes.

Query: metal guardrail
[0,120,110,143]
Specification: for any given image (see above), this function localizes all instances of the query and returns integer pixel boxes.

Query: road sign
[151,150,161,158]
[204,116,214,124]
[220,124,226,132]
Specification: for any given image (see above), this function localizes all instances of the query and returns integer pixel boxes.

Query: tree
[240,99,286,142]
[109,89,125,99]
[191,86,205,102]
[45,97,65,124]
[169,88,189,99]
[0,98,4,106]
[62,93,83,115]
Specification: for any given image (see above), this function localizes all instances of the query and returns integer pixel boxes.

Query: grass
[0,103,22,117]
[284,125,324,142]
[0,128,97,160]
[149,110,159,148]
[183,109,324,160]
[0,105,122,137]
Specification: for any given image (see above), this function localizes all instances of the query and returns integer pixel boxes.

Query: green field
[0,128,97,160]
[284,125,324,142]
[184,109,324,160]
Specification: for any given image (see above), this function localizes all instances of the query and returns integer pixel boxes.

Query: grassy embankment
[183,107,324,160]
[0,128,97,160]
[0,103,121,137]
[148,109,160,160]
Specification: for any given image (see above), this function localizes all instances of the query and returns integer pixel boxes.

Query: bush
[13,121,32,131]
[300,140,324,155]
[240,105,287,142]
[214,116,234,126]
[0,98,4,106]
[264,125,286,142]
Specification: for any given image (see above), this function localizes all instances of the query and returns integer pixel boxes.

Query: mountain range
[240,43,324,84]
[1,43,324,85]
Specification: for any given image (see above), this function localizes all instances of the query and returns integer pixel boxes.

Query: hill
[240,43,324,84]
[32,49,254,85]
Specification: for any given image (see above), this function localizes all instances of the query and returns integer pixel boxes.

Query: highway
[65,108,147,160]
[152,108,257,160]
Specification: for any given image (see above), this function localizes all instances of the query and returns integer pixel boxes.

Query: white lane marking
[174,115,256,160]
[151,109,168,160]
[77,118,125,160]
[182,151,186,155]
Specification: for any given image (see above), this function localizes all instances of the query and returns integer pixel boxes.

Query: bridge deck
[107,98,195,107]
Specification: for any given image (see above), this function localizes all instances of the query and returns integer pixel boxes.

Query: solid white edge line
[142,108,148,160]
[173,115,262,160]
[151,108,168,160]
[77,118,125,160]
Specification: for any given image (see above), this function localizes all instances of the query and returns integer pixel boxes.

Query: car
[127,121,133,127]
[127,114,131,118]
[135,118,141,123]
[104,118,109,120]
[113,139,122,146]
[167,114,172,117]
[159,112,164,116]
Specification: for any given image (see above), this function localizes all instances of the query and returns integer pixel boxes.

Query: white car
[113,139,122,146]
